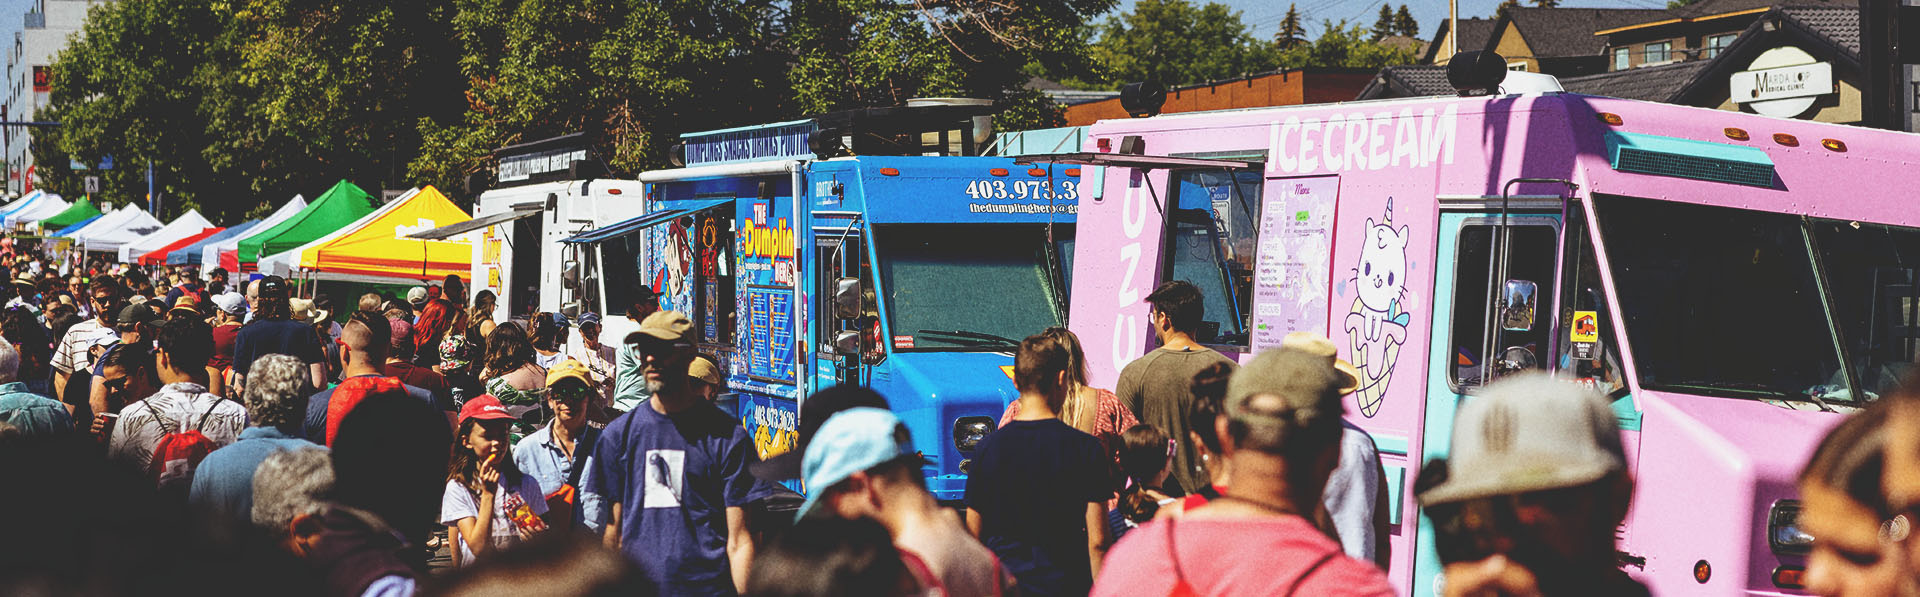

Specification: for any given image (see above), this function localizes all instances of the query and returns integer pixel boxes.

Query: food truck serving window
[1162,170,1260,346]
[874,224,1066,350]
[1596,195,1850,403]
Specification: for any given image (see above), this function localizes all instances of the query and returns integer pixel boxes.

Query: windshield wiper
[916,329,1022,345]
[1660,380,1833,410]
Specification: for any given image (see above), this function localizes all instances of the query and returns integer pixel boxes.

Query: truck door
[1413,207,1561,596]
[810,223,876,389]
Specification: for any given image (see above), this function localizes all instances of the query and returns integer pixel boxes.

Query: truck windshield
[873,224,1068,350]
[1808,219,1920,398]
[1595,195,1850,403]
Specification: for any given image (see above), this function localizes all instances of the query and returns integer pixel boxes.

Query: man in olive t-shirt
[1116,281,1235,495]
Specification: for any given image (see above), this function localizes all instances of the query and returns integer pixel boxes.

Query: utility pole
[1450,0,1458,58]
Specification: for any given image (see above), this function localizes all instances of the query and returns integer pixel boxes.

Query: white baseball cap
[1417,372,1626,505]
[212,292,247,315]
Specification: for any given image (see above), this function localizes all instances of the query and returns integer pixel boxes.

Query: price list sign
[1249,176,1337,352]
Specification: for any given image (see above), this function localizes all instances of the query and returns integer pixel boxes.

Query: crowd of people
[0,256,1914,597]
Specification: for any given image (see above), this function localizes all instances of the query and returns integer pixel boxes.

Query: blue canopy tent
[53,213,104,237]
[167,219,259,265]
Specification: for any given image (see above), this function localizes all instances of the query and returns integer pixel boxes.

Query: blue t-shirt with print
[587,400,759,596]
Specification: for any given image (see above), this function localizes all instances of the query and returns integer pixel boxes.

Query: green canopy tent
[37,197,103,231]
[238,180,377,266]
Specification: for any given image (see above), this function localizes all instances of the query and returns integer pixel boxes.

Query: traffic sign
[83,176,99,194]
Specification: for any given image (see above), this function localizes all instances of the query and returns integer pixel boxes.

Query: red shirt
[209,323,242,370]
[1092,515,1393,597]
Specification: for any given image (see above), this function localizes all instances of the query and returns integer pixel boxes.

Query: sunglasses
[102,376,130,392]
[549,385,592,403]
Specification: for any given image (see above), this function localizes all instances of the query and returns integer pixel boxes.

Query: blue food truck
[569,104,1080,499]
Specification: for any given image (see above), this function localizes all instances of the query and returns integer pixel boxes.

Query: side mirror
[560,301,581,320]
[1500,279,1537,332]
[1497,345,1538,374]
[561,260,580,290]
[833,277,862,320]
[833,330,861,356]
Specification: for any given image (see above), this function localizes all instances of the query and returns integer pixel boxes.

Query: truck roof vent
[1605,131,1775,188]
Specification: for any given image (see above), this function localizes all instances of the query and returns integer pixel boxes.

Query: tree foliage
[40,0,1114,216]
[1275,20,1418,71]
[1089,0,1275,87]
[1276,4,1307,50]
[1393,5,1418,37]
[1371,5,1394,41]
[1497,0,1523,20]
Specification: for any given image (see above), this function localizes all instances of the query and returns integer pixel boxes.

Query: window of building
[1612,47,1630,71]
[1507,62,1529,71]
[1705,34,1736,59]
[1644,41,1671,65]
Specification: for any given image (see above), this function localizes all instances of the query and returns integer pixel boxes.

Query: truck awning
[561,197,732,244]
[1014,152,1255,170]
[406,206,541,240]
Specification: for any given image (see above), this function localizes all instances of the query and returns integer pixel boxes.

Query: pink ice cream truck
[1041,80,1920,594]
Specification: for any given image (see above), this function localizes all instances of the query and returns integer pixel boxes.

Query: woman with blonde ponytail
[999,327,1139,497]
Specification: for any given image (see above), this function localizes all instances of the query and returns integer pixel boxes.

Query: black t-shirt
[964,418,1110,597]
[443,371,483,408]
[232,319,325,377]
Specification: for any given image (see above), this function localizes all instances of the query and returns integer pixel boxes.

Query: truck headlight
[953,416,993,453]
[1769,500,1813,555]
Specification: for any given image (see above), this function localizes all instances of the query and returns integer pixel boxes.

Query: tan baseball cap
[1416,372,1626,506]
[625,310,693,346]
[689,356,723,387]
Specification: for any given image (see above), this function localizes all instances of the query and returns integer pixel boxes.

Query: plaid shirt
[51,318,114,375]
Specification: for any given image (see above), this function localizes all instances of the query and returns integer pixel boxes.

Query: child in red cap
[440,395,549,566]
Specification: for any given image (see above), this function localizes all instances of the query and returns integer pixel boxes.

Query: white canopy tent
[118,209,214,262]
[73,208,165,254]
[257,188,416,279]
[205,194,304,271]
[4,193,68,229]
[0,190,46,220]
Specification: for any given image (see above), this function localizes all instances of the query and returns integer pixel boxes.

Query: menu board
[1250,176,1338,352]
[746,286,796,381]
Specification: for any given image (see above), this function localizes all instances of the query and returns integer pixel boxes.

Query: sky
[1109,0,1669,39]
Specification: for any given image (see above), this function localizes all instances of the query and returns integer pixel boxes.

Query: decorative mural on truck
[1343,198,1412,417]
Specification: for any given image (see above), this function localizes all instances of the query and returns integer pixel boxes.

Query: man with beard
[588,311,760,596]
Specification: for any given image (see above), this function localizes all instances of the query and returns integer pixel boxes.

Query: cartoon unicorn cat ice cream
[1344,199,1412,417]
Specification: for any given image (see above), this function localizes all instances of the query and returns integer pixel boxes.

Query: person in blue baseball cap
[800,407,1013,596]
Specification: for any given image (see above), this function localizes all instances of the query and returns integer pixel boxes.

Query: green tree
[38,0,239,220]
[412,0,782,195]
[1497,0,1523,20]
[1393,5,1418,37]
[1091,0,1276,87]
[1371,5,1394,41]
[1276,4,1307,50]
[1276,20,1419,70]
